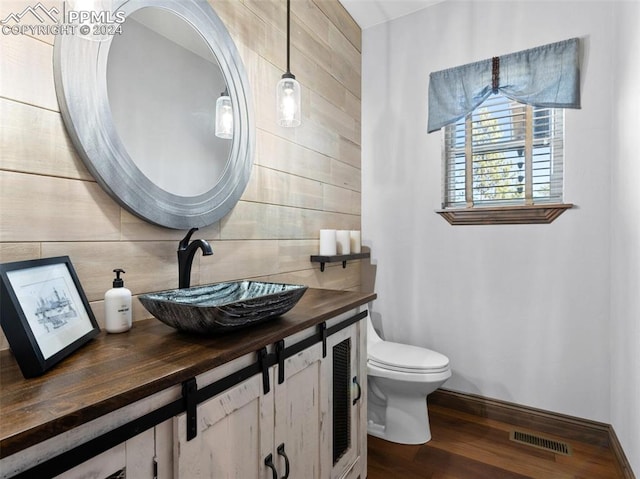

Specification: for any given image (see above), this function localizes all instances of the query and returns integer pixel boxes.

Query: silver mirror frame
[53,0,254,230]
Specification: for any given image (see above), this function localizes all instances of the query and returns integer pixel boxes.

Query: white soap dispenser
[104,268,132,333]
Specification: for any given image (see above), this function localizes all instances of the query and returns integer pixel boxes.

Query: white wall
[362,0,638,472]
[611,1,640,474]
[362,0,615,425]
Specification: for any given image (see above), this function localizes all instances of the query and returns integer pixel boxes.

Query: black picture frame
[0,256,100,378]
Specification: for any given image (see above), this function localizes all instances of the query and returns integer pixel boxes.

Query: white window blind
[443,93,564,208]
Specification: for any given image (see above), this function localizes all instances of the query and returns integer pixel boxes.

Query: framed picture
[0,256,100,378]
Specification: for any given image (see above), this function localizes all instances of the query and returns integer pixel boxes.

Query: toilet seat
[368,341,450,374]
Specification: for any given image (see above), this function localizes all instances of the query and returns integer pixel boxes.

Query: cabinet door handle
[352,376,362,405]
[264,453,278,479]
[277,443,290,479]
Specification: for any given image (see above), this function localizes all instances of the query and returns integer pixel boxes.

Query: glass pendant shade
[277,74,301,128]
[215,93,233,139]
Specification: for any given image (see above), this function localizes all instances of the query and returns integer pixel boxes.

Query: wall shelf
[310,253,370,272]
[435,203,573,225]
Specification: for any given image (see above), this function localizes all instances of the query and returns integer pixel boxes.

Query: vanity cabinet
[0,289,375,479]
[173,321,365,479]
[175,343,326,478]
[49,311,367,479]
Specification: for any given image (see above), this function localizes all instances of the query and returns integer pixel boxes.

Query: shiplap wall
[0,0,362,349]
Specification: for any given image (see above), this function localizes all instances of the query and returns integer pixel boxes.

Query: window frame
[437,94,573,225]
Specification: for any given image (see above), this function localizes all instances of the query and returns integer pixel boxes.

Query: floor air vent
[509,430,572,456]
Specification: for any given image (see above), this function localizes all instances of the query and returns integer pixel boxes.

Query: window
[428,38,579,224]
[443,93,564,209]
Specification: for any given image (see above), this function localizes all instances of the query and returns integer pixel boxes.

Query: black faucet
[178,228,213,289]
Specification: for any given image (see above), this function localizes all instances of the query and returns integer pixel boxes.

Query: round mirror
[107,7,232,197]
[54,0,254,229]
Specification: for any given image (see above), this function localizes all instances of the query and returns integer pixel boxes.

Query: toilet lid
[368,341,450,374]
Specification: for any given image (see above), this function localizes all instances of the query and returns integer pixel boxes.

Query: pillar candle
[319,229,337,256]
[349,230,361,254]
[336,230,351,255]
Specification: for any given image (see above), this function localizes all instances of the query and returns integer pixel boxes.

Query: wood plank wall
[0,0,362,349]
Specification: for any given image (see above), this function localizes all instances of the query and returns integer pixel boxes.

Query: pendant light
[215,89,233,139]
[276,0,301,127]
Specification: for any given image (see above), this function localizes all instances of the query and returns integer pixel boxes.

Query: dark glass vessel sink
[138,281,307,334]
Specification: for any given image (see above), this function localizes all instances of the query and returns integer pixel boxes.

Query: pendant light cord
[286,0,291,74]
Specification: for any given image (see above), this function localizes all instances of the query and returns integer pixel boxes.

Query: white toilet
[366,316,451,445]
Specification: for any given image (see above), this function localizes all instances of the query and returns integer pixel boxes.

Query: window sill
[436,203,573,225]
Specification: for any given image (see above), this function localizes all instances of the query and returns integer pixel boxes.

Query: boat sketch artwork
[34,286,78,333]
[5,261,95,360]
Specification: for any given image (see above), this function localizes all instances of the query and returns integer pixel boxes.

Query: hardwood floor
[367,403,624,478]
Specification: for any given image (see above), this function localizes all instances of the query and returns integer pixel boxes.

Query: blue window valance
[427,38,581,133]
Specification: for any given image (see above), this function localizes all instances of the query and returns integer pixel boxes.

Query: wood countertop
[0,288,376,458]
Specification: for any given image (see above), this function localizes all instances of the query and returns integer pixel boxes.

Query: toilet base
[366,396,433,445]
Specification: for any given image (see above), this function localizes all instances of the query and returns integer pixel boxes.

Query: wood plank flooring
[367,403,624,478]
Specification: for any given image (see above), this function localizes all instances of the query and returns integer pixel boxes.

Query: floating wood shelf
[436,203,573,225]
[310,252,370,272]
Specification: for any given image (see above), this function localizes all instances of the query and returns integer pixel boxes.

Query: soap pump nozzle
[112,268,125,288]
